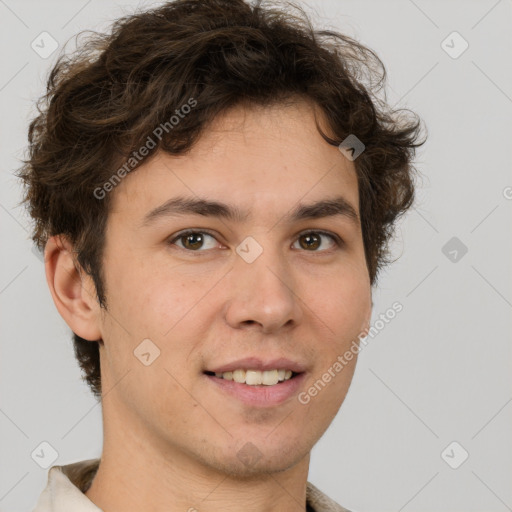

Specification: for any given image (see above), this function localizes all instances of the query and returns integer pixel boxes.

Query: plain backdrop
[1,1,511,511]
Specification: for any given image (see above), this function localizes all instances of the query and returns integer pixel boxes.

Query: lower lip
[205,373,306,407]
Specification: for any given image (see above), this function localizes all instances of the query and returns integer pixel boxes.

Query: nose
[223,243,303,334]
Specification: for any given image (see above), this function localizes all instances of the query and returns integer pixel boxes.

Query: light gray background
[1,1,511,511]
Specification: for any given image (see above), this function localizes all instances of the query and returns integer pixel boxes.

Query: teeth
[214,369,294,385]
[232,369,246,383]
[246,370,263,385]
[262,369,279,386]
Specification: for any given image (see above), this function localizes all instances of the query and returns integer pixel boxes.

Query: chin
[198,436,311,479]
[185,432,311,480]
[212,452,307,480]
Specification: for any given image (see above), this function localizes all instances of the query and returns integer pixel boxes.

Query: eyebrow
[140,195,360,228]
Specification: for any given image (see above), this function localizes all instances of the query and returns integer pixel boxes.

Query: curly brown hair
[16,0,426,399]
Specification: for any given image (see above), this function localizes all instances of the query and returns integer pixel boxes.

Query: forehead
[109,100,359,222]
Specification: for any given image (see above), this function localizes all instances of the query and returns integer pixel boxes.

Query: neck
[85,407,311,512]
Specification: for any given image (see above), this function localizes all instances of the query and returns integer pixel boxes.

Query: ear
[359,296,373,338]
[44,235,103,341]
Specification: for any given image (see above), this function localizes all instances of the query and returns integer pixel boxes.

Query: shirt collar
[33,459,102,512]
[33,458,351,512]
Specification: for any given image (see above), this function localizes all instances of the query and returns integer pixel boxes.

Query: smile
[206,369,295,386]
[204,370,305,407]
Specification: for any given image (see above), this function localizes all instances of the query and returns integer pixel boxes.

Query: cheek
[309,270,370,409]
[105,255,189,334]
[314,269,371,340]
[299,354,358,433]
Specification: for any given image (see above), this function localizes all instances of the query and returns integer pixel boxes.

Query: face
[92,100,372,476]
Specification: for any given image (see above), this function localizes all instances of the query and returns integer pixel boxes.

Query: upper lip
[207,357,307,374]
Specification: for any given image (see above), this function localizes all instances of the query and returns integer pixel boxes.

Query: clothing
[32,458,353,512]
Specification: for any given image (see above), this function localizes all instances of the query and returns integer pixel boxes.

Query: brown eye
[181,232,204,250]
[299,233,321,250]
[294,231,340,252]
[169,230,219,251]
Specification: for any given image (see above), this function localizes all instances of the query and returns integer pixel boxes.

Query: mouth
[204,368,299,386]
[203,358,307,407]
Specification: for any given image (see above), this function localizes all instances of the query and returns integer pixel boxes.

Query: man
[18,0,425,510]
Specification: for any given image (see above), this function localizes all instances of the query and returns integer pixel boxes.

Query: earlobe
[44,235,102,342]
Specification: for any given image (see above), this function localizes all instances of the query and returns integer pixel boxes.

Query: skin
[45,99,373,512]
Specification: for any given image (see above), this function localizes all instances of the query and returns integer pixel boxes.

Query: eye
[168,230,221,252]
[168,229,342,253]
[292,231,341,252]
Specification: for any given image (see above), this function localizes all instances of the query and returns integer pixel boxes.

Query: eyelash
[167,229,343,255]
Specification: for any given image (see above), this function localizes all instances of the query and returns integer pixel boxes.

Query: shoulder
[32,459,101,512]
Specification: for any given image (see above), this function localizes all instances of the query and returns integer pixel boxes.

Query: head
[18,0,425,476]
